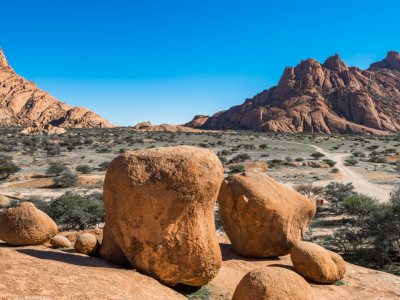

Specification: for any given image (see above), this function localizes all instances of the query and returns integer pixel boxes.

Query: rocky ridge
[188,51,400,134]
[0,47,114,128]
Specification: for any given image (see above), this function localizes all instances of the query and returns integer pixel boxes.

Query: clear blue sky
[1,0,399,126]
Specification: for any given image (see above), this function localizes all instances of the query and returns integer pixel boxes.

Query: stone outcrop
[1,234,400,299]
[0,202,57,246]
[190,51,400,134]
[232,266,318,300]
[132,123,208,132]
[50,235,72,248]
[218,172,315,257]
[100,146,223,286]
[133,121,152,130]
[74,233,100,254]
[0,244,186,300]
[291,241,346,284]
[183,115,210,128]
[20,121,66,134]
[0,47,114,128]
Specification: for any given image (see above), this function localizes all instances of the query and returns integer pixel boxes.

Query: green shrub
[229,153,251,163]
[229,165,245,173]
[0,155,21,180]
[345,159,358,166]
[35,192,105,230]
[46,162,68,176]
[53,172,79,187]
[295,158,304,162]
[311,152,325,159]
[218,156,227,165]
[99,161,111,171]
[75,165,92,174]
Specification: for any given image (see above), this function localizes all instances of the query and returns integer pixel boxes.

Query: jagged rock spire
[323,54,349,73]
[0,47,10,68]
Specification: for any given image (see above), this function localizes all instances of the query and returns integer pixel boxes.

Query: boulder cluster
[0,145,346,298]
[20,122,66,135]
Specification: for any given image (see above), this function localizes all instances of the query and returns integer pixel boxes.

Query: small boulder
[50,235,72,248]
[0,202,57,246]
[285,161,303,167]
[74,233,100,254]
[100,146,223,286]
[232,266,318,300]
[313,163,330,168]
[218,172,315,257]
[291,241,346,283]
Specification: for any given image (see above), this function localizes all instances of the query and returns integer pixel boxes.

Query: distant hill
[0,47,114,128]
[186,51,400,134]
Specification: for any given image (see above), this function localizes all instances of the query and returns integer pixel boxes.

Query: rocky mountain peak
[0,47,9,68]
[369,51,400,70]
[0,46,114,128]
[323,53,349,73]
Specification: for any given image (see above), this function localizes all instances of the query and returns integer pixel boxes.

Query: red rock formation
[0,47,114,128]
[195,52,400,134]
[183,115,210,128]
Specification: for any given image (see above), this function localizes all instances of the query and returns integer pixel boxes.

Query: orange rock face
[232,266,318,300]
[183,115,210,128]
[218,172,316,257]
[0,47,114,128]
[291,241,346,284]
[100,146,224,287]
[193,52,400,134]
[0,202,57,246]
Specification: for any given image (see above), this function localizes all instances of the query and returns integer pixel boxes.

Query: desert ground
[2,127,400,298]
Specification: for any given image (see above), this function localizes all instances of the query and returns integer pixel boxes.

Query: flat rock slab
[1,235,400,299]
[0,241,185,300]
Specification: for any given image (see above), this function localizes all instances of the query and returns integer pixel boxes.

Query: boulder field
[187,51,400,134]
[0,146,399,299]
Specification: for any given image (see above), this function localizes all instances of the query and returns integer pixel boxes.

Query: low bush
[75,165,92,174]
[53,172,79,187]
[229,165,245,173]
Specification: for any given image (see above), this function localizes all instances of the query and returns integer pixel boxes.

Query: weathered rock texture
[1,234,399,299]
[0,202,57,246]
[20,121,66,134]
[0,245,186,300]
[291,241,346,284]
[232,266,318,300]
[50,235,72,248]
[133,121,152,129]
[183,115,210,128]
[74,233,100,254]
[191,52,400,134]
[0,47,114,128]
[218,172,315,257]
[100,146,223,286]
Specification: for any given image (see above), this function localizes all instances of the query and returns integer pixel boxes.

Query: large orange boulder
[291,241,346,284]
[218,172,315,257]
[0,202,57,246]
[232,266,318,300]
[99,146,224,287]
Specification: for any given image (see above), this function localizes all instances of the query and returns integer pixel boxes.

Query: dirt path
[309,144,390,202]
[263,139,391,202]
